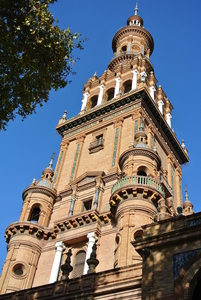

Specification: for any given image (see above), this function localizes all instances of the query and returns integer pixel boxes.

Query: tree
[0,0,86,130]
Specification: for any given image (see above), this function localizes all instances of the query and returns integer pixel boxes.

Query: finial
[32,178,36,184]
[60,249,73,280]
[94,71,97,77]
[49,152,55,168]
[185,184,189,201]
[181,139,185,149]
[62,110,67,120]
[134,2,138,15]
[87,241,99,274]
[139,117,144,132]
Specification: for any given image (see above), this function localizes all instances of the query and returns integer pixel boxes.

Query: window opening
[138,171,147,176]
[83,200,92,211]
[72,251,86,278]
[124,84,132,93]
[121,46,127,52]
[91,96,98,108]
[96,134,103,145]
[30,207,41,223]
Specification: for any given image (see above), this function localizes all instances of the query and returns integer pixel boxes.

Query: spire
[134,3,138,15]
[185,184,189,202]
[139,117,144,132]
[49,152,55,169]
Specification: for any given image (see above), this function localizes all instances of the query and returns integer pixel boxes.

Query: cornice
[119,147,161,170]
[22,186,57,201]
[56,88,188,165]
[4,210,112,244]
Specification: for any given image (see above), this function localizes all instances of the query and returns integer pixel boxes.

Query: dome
[37,179,51,189]
[135,143,149,149]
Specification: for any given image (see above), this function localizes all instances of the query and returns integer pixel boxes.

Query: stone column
[81,92,90,111]
[150,86,156,102]
[49,241,66,283]
[132,69,138,90]
[97,85,105,106]
[83,232,98,275]
[158,100,164,114]
[114,77,121,98]
[166,113,172,128]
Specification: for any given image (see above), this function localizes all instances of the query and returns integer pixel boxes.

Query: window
[96,134,103,145]
[71,251,86,278]
[29,207,41,223]
[123,80,132,94]
[121,45,127,52]
[106,88,115,101]
[138,171,147,176]
[91,96,98,108]
[83,199,92,211]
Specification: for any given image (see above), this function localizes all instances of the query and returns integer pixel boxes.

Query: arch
[121,45,127,52]
[71,250,86,278]
[123,80,132,94]
[137,166,148,177]
[174,252,201,300]
[106,88,115,101]
[90,95,98,109]
[29,205,41,223]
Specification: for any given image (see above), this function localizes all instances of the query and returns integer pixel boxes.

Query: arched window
[121,45,127,52]
[91,96,98,109]
[29,207,41,223]
[71,251,86,278]
[106,88,115,101]
[123,80,132,94]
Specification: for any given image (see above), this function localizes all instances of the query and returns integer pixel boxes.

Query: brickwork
[0,6,193,300]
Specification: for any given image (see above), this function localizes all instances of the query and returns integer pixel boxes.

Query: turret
[0,155,57,293]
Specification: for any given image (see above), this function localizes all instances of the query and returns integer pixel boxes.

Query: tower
[0,5,193,296]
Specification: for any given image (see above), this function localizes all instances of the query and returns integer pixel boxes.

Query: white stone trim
[49,241,66,283]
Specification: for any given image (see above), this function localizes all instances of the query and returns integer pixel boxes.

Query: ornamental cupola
[183,185,194,216]
[134,117,148,148]
[36,153,55,189]
[108,3,154,72]
[19,153,57,226]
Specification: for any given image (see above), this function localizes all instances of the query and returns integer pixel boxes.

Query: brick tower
[0,5,192,296]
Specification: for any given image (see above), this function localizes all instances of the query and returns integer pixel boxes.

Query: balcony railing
[160,174,173,196]
[111,175,165,197]
[89,137,104,149]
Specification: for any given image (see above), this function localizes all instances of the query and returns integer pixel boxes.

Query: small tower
[183,185,194,216]
[0,155,57,294]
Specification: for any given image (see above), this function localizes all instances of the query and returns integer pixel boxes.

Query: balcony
[89,137,104,154]
[111,175,165,198]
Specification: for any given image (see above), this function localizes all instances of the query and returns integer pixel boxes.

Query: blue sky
[1,0,201,271]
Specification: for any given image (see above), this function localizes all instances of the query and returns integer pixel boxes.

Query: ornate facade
[0,5,201,300]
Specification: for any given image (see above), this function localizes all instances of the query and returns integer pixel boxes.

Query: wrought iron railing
[111,175,165,197]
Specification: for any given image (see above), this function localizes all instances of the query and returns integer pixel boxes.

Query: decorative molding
[4,210,112,244]
[112,128,119,167]
[70,144,80,182]
[53,151,64,187]
[119,148,161,171]
[22,186,57,201]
